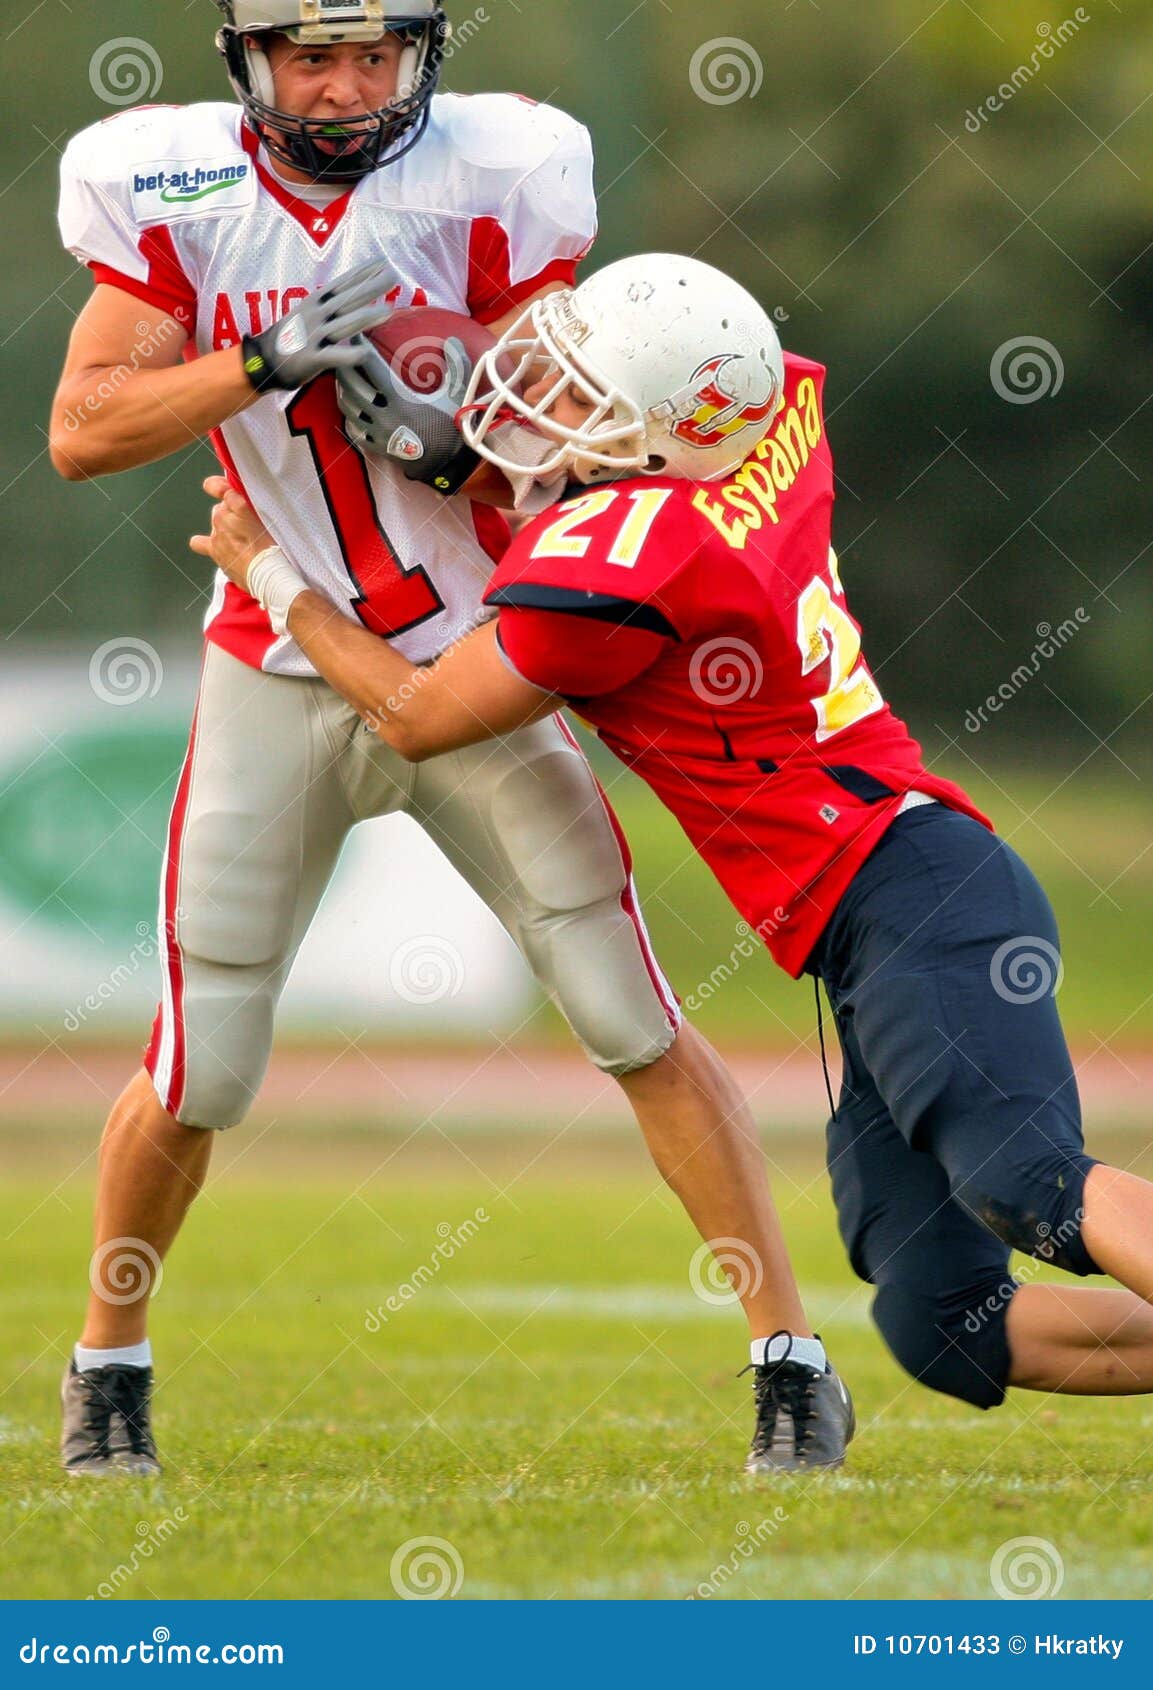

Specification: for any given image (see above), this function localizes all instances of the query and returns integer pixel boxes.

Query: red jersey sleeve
[497,607,670,697]
[484,480,709,697]
[86,228,196,332]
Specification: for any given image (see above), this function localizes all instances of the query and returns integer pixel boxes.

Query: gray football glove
[336,335,480,493]
[241,259,398,394]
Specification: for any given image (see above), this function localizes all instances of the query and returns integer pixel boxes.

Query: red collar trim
[241,123,355,248]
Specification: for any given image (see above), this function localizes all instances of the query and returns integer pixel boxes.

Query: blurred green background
[1,0,1150,1043]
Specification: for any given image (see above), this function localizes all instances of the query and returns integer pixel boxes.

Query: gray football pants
[144,645,680,1128]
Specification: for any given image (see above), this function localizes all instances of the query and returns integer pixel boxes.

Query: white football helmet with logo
[460,253,785,485]
[215,1,449,180]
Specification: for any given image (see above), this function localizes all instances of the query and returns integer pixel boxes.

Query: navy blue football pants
[807,803,1099,1409]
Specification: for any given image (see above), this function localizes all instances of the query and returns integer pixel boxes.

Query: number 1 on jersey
[286,378,443,639]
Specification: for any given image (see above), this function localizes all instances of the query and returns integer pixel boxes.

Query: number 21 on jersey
[796,549,885,741]
[529,488,673,567]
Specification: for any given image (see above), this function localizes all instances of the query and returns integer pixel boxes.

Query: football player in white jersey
[50,1,831,1477]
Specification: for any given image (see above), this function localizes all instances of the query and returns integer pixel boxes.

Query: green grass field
[3,1125,1152,1601]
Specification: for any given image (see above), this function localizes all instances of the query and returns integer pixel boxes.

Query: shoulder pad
[62,104,253,227]
[63,104,243,188]
[427,92,588,177]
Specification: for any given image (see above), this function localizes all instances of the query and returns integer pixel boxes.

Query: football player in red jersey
[197,253,1153,1436]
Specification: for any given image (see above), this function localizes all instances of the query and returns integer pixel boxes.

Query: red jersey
[483,353,990,976]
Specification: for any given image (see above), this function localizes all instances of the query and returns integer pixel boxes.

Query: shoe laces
[103,1365,155,1455]
[740,1331,822,1455]
[73,1368,118,1452]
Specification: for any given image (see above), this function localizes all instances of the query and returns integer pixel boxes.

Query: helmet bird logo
[672,355,781,450]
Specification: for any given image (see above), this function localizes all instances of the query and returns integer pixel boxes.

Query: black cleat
[60,1360,161,1477]
[742,1334,855,1473]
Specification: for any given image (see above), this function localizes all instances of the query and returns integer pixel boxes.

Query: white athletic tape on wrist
[246,546,308,637]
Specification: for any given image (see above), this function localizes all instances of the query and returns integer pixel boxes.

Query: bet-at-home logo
[132,159,252,215]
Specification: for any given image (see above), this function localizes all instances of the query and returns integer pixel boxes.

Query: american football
[366,305,505,391]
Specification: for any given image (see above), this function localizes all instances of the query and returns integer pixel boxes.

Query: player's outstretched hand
[190,476,275,592]
[241,259,399,394]
[336,335,475,486]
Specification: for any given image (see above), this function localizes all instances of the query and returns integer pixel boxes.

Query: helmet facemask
[461,295,658,486]
[469,255,787,489]
[215,5,448,182]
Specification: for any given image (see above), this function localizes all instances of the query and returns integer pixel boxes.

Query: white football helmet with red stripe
[461,253,786,484]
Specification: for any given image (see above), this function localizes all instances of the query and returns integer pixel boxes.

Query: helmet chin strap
[396,42,419,99]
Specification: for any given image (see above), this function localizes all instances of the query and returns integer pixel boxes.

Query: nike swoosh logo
[160,180,241,204]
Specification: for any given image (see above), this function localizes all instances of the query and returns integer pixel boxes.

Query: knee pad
[146,957,280,1130]
[872,1280,1014,1410]
[488,744,630,914]
[435,726,681,1075]
[951,1155,1099,1276]
[518,896,680,1077]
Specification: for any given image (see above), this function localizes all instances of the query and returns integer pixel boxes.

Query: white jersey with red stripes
[58,95,596,673]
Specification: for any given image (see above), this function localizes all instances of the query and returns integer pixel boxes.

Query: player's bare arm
[296,598,554,753]
[191,477,555,753]
[49,289,251,480]
[50,260,396,480]
[49,286,558,488]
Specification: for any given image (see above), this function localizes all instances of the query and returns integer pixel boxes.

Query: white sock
[751,1334,827,1373]
[74,1340,152,1373]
